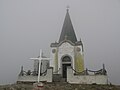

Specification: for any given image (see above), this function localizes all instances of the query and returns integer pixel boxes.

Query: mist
[0,0,120,85]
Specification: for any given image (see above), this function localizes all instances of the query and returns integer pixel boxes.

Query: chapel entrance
[62,64,71,78]
[62,56,71,79]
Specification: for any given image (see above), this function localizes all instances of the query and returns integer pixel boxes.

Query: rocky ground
[0,83,120,90]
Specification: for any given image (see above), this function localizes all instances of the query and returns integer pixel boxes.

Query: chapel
[50,8,84,78]
[17,9,108,84]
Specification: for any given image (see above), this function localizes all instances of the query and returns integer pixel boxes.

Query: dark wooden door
[62,64,71,78]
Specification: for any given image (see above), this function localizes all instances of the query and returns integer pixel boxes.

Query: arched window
[62,56,71,62]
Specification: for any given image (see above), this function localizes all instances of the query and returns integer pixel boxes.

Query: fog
[0,0,120,85]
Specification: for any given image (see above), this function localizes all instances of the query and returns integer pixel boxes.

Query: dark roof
[59,9,77,43]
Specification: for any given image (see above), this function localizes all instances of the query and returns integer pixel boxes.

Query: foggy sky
[0,0,120,85]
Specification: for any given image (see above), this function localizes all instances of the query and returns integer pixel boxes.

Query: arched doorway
[62,56,72,79]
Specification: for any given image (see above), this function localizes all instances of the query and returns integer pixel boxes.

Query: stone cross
[30,49,51,83]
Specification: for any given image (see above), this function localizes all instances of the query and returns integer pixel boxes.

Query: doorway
[62,64,71,78]
[62,56,72,79]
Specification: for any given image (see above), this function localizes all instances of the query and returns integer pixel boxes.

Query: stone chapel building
[17,9,108,84]
[50,9,84,78]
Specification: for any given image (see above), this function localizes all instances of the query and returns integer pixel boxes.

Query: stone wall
[17,67,53,83]
[67,67,108,84]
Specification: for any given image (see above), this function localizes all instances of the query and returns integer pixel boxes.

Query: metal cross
[30,49,51,83]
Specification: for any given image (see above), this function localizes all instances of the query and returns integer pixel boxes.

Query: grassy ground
[0,83,120,90]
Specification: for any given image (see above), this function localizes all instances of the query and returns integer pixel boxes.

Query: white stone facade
[58,42,74,74]
[51,41,83,74]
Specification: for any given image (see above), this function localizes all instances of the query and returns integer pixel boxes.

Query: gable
[58,42,74,54]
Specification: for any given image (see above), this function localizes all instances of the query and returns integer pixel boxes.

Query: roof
[59,9,77,43]
[50,40,83,47]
